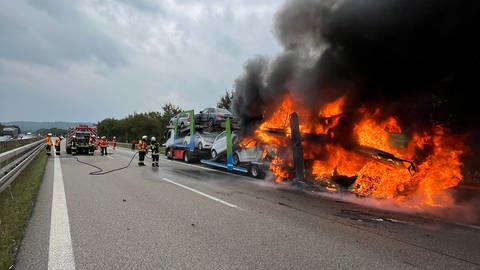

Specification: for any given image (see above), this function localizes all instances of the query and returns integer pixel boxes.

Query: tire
[183,151,191,163]
[250,164,264,179]
[166,148,172,159]
[66,146,71,154]
[198,142,203,150]
[233,153,239,166]
[211,149,217,159]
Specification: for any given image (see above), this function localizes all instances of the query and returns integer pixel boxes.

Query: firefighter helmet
[142,135,147,140]
[151,136,156,142]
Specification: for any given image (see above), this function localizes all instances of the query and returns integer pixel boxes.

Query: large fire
[254,94,468,208]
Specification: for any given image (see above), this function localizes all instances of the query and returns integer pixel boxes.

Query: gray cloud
[0,0,281,122]
[0,0,126,68]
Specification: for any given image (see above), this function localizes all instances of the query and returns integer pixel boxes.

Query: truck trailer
[164,110,266,178]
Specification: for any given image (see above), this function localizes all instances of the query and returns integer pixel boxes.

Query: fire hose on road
[74,152,138,175]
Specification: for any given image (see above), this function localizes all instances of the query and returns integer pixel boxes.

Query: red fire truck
[66,124,97,154]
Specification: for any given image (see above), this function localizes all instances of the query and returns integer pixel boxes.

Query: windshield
[215,108,231,114]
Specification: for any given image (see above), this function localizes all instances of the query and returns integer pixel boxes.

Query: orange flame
[252,93,468,208]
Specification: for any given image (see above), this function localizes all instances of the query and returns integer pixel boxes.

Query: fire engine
[66,124,97,154]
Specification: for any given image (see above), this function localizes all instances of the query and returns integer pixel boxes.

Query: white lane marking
[162,177,242,210]
[48,154,76,270]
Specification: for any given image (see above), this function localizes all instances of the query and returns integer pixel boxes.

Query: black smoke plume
[232,0,480,176]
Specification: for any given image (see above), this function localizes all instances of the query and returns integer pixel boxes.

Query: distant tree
[217,89,234,111]
[162,103,182,120]
[97,118,122,140]
[95,102,183,144]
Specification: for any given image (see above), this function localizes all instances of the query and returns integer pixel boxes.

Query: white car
[169,112,192,129]
[183,132,217,150]
[210,131,238,159]
[164,129,186,148]
[232,141,264,166]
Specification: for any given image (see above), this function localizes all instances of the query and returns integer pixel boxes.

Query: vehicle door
[213,131,227,153]
[199,108,209,123]
[165,130,174,147]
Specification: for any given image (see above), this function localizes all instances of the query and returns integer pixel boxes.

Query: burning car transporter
[162,100,468,212]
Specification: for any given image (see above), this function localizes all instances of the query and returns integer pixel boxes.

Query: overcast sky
[0,0,282,123]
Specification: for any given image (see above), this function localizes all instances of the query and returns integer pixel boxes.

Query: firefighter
[88,135,96,155]
[138,135,148,166]
[150,136,160,167]
[112,136,117,150]
[131,138,136,150]
[71,135,78,155]
[100,136,108,156]
[45,133,53,155]
[54,135,61,155]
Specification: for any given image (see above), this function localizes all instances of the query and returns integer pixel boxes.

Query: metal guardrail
[0,140,44,193]
[0,137,40,153]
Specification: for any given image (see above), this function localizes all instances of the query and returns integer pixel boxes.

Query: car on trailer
[169,111,192,129]
[194,107,239,128]
[182,131,217,151]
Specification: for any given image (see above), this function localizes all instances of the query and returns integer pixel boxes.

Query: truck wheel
[66,147,71,154]
[250,165,264,179]
[183,151,191,163]
[166,148,172,159]
[233,153,239,166]
[211,149,217,159]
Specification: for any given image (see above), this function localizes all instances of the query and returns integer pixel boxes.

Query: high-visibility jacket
[55,137,60,146]
[100,139,109,147]
[138,139,148,152]
[45,136,52,145]
[88,138,94,145]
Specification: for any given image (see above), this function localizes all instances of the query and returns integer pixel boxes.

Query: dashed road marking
[162,177,242,210]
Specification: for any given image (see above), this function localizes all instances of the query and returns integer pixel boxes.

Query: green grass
[0,150,47,270]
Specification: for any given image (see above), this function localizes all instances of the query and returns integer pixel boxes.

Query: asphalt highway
[15,145,480,269]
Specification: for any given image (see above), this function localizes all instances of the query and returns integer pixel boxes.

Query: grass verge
[0,149,47,270]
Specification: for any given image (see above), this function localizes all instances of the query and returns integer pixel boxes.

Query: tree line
[96,103,182,144]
